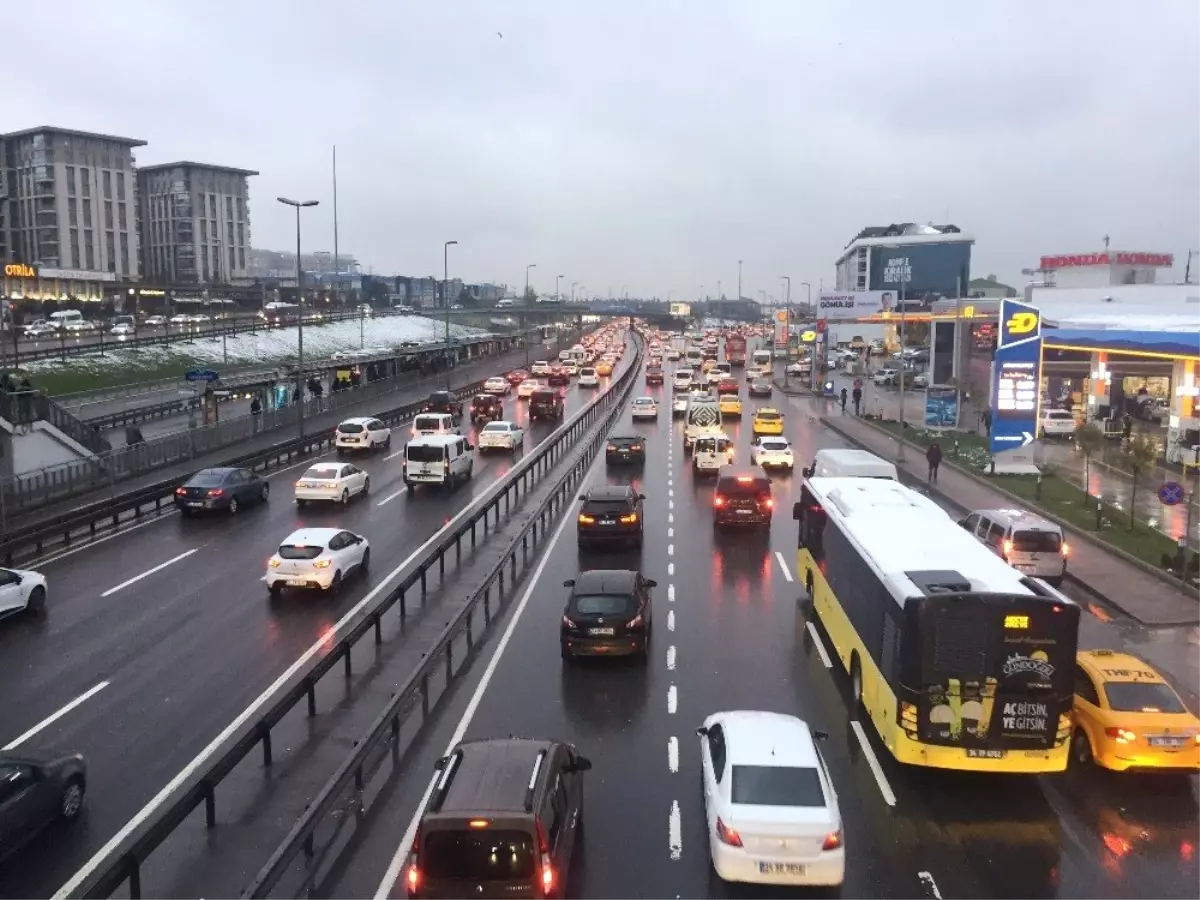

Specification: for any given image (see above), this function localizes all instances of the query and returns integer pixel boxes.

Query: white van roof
[407,433,462,447]
[812,448,897,480]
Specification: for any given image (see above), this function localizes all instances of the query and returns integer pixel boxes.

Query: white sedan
[266,527,370,595]
[517,378,544,399]
[750,436,795,471]
[673,372,694,392]
[478,420,525,452]
[294,462,370,506]
[578,367,600,387]
[699,711,844,888]
[110,323,137,337]
[631,397,658,419]
[483,376,510,395]
[673,396,689,418]
[0,566,48,618]
[530,360,552,376]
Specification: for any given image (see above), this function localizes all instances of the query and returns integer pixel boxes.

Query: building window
[121,232,130,274]
[102,170,112,199]
[238,247,245,270]
[118,202,127,231]
[106,231,116,271]
[85,237,94,270]
[66,166,76,196]
[236,196,244,219]
[229,246,235,274]
[117,171,125,197]
[81,168,90,197]
[226,196,233,219]
[104,200,113,229]
[82,198,92,225]
[68,201,78,227]
[70,228,80,266]
[237,223,244,247]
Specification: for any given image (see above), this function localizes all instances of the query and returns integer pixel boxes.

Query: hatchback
[560,569,656,661]
[266,527,370,595]
[577,485,645,547]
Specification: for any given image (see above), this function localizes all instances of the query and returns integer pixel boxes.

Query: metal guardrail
[51,332,644,900]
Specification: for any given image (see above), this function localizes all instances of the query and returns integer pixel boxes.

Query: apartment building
[138,161,257,285]
[0,126,145,277]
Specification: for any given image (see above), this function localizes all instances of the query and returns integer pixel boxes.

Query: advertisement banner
[989,299,1043,455]
[868,243,971,298]
[817,291,895,320]
[773,309,789,347]
[669,302,692,317]
[925,385,958,428]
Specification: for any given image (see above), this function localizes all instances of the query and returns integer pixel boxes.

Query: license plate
[967,748,1006,759]
[758,863,806,875]
[286,579,308,587]
[601,518,616,524]
[1149,737,1187,748]
[186,501,203,507]
[737,509,751,515]
[589,627,615,636]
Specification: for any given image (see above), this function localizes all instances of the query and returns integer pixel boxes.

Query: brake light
[1104,727,1137,743]
[761,496,774,509]
[737,475,754,483]
[628,612,644,628]
[713,495,725,508]
[1003,539,1013,556]
[541,863,555,895]
[1061,542,1070,557]
[822,828,843,851]
[207,488,224,497]
[562,616,577,628]
[175,487,187,495]
[620,514,638,524]
[406,864,420,894]
[468,819,489,828]
[578,514,596,524]
[715,817,743,847]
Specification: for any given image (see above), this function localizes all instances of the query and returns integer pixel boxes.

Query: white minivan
[403,434,474,490]
[958,508,1068,585]
[801,448,897,480]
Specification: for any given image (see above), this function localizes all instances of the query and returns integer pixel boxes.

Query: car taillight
[822,828,843,851]
[268,558,280,567]
[1003,539,1013,556]
[406,864,420,895]
[628,612,644,628]
[1061,542,1070,557]
[1104,727,1137,743]
[620,514,638,524]
[578,514,595,524]
[562,615,578,628]
[607,444,618,451]
[208,488,224,497]
[716,817,743,847]
[713,495,725,508]
[175,487,186,495]
[541,863,555,895]
[760,496,773,508]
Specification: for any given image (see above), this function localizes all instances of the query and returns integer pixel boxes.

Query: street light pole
[444,240,458,389]
[277,196,319,439]
[525,263,537,303]
[737,260,743,303]
[780,276,792,387]
[571,281,577,304]
[556,274,564,303]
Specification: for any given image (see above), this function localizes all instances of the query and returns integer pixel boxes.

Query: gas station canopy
[1041,329,1200,360]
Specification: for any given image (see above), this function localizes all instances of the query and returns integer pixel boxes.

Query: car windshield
[302,467,340,480]
[187,470,229,487]
[414,416,446,429]
[338,422,365,433]
[720,478,769,496]
[760,440,789,451]
[483,422,510,432]
[1103,681,1186,714]
[634,399,653,406]
[429,393,454,403]
[278,544,324,560]
[572,593,638,616]
[581,368,596,375]
[753,381,770,388]
[585,500,632,514]
[422,830,535,881]
[731,765,825,807]
[1012,530,1061,553]
[756,411,780,421]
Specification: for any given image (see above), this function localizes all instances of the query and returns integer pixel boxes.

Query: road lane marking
[667,584,675,603]
[668,512,674,523]
[375,486,407,506]
[667,562,674,576]
[669,800,682,860]
[774,551,793,582]
[850,720,897,806]
[3,681,111,751]
[667,645,676,670]
[668,736,679,773]
[668,499,673,509]
[667,527,674,538]
[667,610,675,631]
[383,447,405,461]
[101,549,199,597]
[806,621,833,668]
[668,488,673,497]
[667,543,674,556]
[373,445,599,900]
[667,684,678,714]
[918,871,943,899]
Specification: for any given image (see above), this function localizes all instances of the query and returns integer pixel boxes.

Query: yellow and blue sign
[990,299,1043,454]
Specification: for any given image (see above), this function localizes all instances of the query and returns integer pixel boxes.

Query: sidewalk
[814,405,1198,627]
[1,343,553,533]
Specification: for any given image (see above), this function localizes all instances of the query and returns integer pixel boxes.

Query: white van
[801,448,898,480]
[683,396,723,451]
[50,310,87,332]
[692,433,735,475]
[403,434,474,490]
[411,412,458,437]
[958,508,1068,585]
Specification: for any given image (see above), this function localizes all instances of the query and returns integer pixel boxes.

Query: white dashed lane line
[666,645,676,670]
[850,720,898,806]
[806,621,833,668]
[667,584,675,602]
[668,736,679,773]
[918,871,943,899]
[101,549,199,597]
[375,486,407,506]
[773,550,794,582]
[3,681,110,751]
[667,610,675,631]
[667,684,678,714]
[669,799,683,860]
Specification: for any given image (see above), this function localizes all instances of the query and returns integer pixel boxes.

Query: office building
[249,247,361,279]
[834,222,973,301]
[0,125,145,277]
[138,161,258,285]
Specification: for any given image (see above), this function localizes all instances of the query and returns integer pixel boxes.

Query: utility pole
[277,196,320,439]
[444,240,458,389]
[332,146,339,309]
[780,276,791,386]
[525,263,537,303]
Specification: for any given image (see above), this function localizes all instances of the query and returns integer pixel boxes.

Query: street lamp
[737,260,743,303]
[780,276,792,385]
[525,263,536,303]
[444,240,458,389]
[556,274,564,303]
[277,196,319,439]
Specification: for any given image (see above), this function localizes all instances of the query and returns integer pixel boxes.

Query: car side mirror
[578,495,587,502]
[638,493,646,500]
[695,726,709,737]
[792,501,803,520]
[568,756,593,773]
[563,579,576,587]
[801,466,814,478]
[813,730,829,741]
[434,755,450,770]
[645,579,658,588]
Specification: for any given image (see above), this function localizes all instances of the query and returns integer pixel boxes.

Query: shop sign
[1039,252,1174,269]
[3,263,37,278]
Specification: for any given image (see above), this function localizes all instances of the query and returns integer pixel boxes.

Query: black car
[529,389,565,421]
[546,365,570,387]
[0,751,87,864]
[748,378,773,397]
[174,466,269,515]
[645,366,664,385]
[469,394,504,425]
[605,435,645,466]
[712,468,773,529]
[577,485,645,548]
[423,391,463,421]
[561,569,656,661]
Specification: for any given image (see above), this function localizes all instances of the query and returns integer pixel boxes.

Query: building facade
[249,247,361,279]
[834,223,974,303]
[0,126,145,279]
[137,162,257,285]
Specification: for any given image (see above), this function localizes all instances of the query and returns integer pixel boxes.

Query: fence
[50,332,644,900]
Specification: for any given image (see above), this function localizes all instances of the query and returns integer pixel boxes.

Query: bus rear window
[1011,530,1061,553]
[422,830,535,880]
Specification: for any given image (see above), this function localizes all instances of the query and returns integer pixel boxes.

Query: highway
[0,340,629,899]
[314,345,1196,900]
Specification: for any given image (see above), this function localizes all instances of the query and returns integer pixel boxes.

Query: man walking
[926,441,943,483]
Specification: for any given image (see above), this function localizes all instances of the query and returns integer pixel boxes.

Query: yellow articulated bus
[792,476,1080,773]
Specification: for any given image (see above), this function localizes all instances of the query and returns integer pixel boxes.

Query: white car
[673,371,694,392]
[562,361,579,377]
[266,527,370,595]
[144,315,167,326]
[666,348,681,361]
[0,566,48,618]
[531,360,551,376]
[190,314,212,324]
[750,436,794,471]
[517,378,543,399]
[578,367,600,387]
[699,711,844,888]
[335,416,392,453]
[411,412,458,437]
[911,371,930,389]
[1041,408,1076,438]
[23,322,57,337]
[294,462,370,506]
[631,396,658,419]
[673,396,689,418]
[785,361,810,377]
[169,313,193,325]
[692,434,734,475]
[873,367,899,386]
[109,323,136,336]
[478,420,525,452]
[483,376,510,395]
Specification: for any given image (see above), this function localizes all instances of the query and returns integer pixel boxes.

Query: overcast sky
[10,0,1199,299]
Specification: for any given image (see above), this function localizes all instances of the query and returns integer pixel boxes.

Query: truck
[725,333,747,367]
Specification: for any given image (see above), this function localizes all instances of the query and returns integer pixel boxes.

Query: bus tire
[850,653,864,713]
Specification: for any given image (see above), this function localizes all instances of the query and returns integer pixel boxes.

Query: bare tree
[1118,433,1161,531]
[1074,422,1106,493]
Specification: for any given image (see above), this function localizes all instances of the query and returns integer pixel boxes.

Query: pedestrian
[250,394,262,433]
[17,375,33,423]
[926,442,942,483]
[839,386,848,414]
[981,408,992,438]
[852,385,863,416]
[1122,412,1133,442]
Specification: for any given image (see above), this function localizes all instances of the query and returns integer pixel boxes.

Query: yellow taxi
[751,407,784,435]
[595,359,614,376]
[718,394,742,417]
[1072,649,1199,773]
[700,358,716,375]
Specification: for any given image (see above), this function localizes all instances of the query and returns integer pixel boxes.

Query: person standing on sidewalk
[250,394,263,433]
[926,442,943,483]
[980,408,992,439]
[852,384,863,416]
[840,386,848,414]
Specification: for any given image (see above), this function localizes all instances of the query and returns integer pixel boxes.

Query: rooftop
[1,125,147,147]
[137,161,259,177]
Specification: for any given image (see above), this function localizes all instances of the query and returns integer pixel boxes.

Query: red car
[505,369,529,385]
[717,378,739,395]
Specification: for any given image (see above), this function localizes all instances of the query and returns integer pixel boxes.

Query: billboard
[817,291,895,319]
[924,385,958,428]
[989,299,1043,455]
[669,302,692,317]
[868,242,971,299]
[773,309,789,347]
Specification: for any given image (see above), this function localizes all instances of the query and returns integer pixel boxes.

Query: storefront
[1,262,117,309]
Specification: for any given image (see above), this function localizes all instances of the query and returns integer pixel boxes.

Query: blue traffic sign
[1158,481,1185,506]
[185,368,220,383]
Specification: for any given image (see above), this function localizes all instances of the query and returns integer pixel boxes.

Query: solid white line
[669,800,683,860]
[918,871,943,899]
[667,584,675,603]
[806,621,833,668]
[666,645,676,670]
[372,447,600,900]
[376,486,407,506]
[100,549,199,597]
[667,684,678,714]
[668,736,679,773]
[774,551,794,582]
[667,609,675,631]
[3,681,110,751]
[58,452,550,900]
[850,720,897,807]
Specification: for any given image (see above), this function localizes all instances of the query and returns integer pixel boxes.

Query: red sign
[1040,252,1174,270]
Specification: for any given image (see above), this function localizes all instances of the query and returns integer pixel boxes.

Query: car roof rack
[428,748,464,813]
[524,748,547,811]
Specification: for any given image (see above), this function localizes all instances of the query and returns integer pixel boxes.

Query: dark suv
[561,569,656,661]
[605,435,645,466]
[577,485,645,548]
[423,391,463,422]
[470,394,504,425]
[529,389,565,421]
[405,738,591,899]
[645,365,664,385]
[712,467,773,529]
